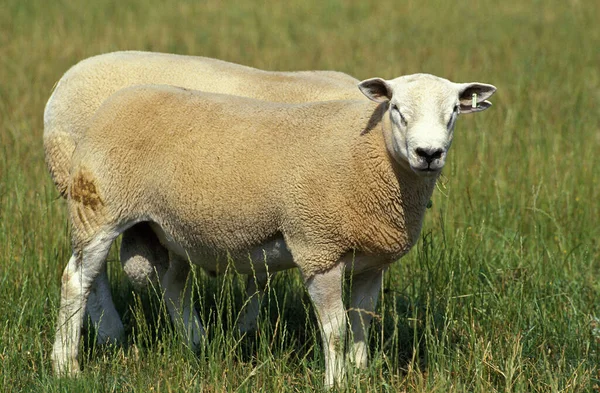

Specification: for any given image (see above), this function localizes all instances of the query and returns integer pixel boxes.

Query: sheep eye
[447,105,459,129]
[391,104,407,126]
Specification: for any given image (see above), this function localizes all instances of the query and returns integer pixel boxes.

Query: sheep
[52,74,496,386]
[44,50,364,343]
[44,51,361,197]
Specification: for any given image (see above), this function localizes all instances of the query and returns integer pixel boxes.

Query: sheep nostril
[415,148,443,163]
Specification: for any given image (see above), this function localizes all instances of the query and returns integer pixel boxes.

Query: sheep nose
[415,147,443,164]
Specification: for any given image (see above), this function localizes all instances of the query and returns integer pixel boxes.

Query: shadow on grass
[80,260,451,381]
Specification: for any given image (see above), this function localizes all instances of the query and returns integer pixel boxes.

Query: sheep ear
[358,78,392,103]
[458,83,497,114]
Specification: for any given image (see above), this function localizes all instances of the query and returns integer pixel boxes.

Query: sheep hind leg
[238,272,271,333]
[85,223,169,347]
[348,268,384,368]
[85,265,125,345]
[52,230,118,376]
[305,263,346,388]
[161,253,204,351]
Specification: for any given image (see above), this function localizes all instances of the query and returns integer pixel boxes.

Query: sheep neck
[349,104,438,258]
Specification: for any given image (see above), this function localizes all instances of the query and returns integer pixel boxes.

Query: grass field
[1,0,599,391]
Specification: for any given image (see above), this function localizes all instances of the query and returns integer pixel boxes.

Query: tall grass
[1,0,598,391]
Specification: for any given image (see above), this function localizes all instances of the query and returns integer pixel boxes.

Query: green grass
[1,0,599,391]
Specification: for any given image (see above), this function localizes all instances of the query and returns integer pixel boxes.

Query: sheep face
[358,74,496,176]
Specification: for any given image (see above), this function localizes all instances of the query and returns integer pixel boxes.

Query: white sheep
[52,74,495,386]
[44,51,363,343]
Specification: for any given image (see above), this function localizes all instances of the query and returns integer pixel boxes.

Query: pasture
[0,0,598,391]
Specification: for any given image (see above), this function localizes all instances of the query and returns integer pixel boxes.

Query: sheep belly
[150,222,295,274]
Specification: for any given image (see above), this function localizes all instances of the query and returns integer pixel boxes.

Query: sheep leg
[305,263,346,388]
[238,272,271,333]
[52,231,116,376]
[161,253,204,351]
[348,268,384,368]
[85,265,125,345]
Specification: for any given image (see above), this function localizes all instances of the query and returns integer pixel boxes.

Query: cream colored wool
[68,89,424,274]
[53,74,496,385]
[44,51,361,197]
[43,51,362,291]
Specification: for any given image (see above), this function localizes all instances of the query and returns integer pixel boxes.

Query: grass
[1,0,599,391]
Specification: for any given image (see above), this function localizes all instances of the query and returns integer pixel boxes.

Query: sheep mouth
[412,165,443,177]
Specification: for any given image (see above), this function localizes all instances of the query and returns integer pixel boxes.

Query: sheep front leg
[305,263,346,388]
[348,268,384,368]
[161,254,204,350]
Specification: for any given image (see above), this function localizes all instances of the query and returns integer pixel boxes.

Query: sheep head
[358,74,496,177]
